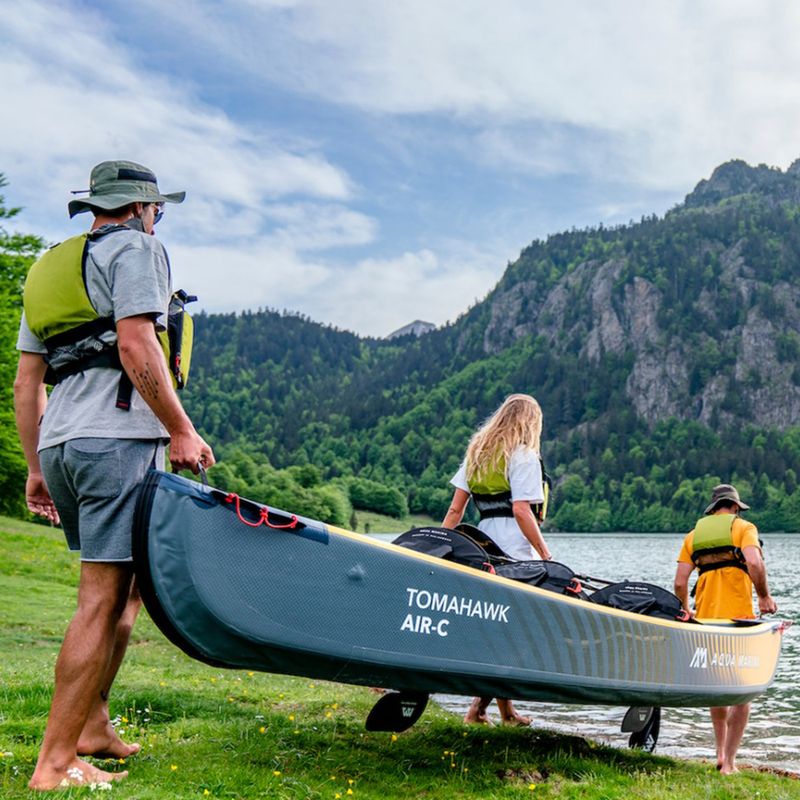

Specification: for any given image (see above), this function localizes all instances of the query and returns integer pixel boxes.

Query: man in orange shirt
[674,484,777,775]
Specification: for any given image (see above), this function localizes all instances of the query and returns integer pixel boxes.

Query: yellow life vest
[23,226,194,407]
[690,514,748,576]
[467,453,552,524]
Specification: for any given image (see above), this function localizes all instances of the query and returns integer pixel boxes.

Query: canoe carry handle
[224,492,299,530]
[198,462,209,486]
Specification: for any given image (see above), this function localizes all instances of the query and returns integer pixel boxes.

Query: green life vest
[467,453,552,524]
[24,234,100,341]
[690,514,748,576]
[23,227,194,408]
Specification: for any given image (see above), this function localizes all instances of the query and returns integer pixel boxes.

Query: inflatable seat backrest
[392,527,492,571]
[455,523,514,563]
[494,560,586,598]
[590,582,690,621]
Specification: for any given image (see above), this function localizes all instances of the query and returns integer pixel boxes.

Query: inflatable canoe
[133,471,788,732]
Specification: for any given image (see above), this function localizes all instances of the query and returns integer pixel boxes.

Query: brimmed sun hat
[68,160,185,218]
[704,483,750,515]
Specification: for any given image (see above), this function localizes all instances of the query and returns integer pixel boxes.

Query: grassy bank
[1,514,798,799]
[348,509,438,535]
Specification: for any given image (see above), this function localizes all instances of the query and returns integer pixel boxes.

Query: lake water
[376,532,800,773]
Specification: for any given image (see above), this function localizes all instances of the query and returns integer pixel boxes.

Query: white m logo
[690,647,708,669]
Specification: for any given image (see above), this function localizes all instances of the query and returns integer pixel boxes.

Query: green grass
[2,514,799,799]
[348,509,438,535]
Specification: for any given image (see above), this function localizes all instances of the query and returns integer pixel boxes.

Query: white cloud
[169,240,332,314]
[314,244,501,336]
[172,238,501,337]
[5,0,800,338]
[264,203,377,251]
[0,0,351,233]
[161,0,800,189]
[1,0,518,337]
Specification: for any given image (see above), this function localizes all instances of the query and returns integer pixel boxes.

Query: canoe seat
[590,582,691,621]
[393,527,494,571]
[394,526,586,597]
[494,560,587,598]
[454,523,514,563]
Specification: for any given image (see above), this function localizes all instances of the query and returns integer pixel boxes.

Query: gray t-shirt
[17,226,171,450]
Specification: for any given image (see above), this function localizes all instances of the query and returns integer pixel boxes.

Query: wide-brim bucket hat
[68,160,185,218]
[704,483,751,514]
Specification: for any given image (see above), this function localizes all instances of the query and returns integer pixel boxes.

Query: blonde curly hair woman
[442,393,551,726]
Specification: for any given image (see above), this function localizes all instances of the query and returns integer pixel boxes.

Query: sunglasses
[152,202,165,225]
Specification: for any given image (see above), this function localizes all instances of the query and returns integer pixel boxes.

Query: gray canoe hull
[133,471,786,707]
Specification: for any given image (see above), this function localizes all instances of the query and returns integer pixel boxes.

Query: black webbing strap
[691,544,748,576]
[697,559,749,576]
[115,371,134,410]
[46,346,133,412]
[476,507,515,519]
[46,346,120,379]
[43,317,116,350]
[472,491,515,520]
[690,558,750,598]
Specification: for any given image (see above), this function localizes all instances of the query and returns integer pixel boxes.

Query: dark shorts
[39,438,165,562]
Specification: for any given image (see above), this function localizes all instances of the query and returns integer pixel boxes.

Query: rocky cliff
[469,158,800,431]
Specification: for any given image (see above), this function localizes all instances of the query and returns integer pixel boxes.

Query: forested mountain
[3,160,800,531]
[182,158,800,532]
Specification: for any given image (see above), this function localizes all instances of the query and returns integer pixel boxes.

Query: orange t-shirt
[677,516,760,620]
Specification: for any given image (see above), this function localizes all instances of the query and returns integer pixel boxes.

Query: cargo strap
[224,493,299,530]
[472,488,549,524]
[44,337,134,410]
[472,491,515,519]
[692,545,748,577]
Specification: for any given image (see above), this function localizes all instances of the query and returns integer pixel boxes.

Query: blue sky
[3,0,800,336]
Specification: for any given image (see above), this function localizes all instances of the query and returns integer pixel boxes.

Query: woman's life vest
[690,514,748,576]
[467,454,552,524]
[22,226,194,410]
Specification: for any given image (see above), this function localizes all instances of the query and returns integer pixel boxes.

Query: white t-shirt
[450,446,545,560]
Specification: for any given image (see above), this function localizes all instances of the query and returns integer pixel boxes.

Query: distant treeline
[3,165,800,532]
[0,175,43,518]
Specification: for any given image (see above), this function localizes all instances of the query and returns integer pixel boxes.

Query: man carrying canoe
[673,483,777,775]
[14,161,215,790]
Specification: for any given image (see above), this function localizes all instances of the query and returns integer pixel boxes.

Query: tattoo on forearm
[132,362,160,400]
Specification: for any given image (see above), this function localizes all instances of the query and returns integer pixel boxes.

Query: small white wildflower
[67,766,85,782]
[89,781,113,791]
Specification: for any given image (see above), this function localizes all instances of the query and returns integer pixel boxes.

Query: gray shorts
[39,438,165,562]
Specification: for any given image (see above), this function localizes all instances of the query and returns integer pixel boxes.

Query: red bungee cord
[224,492,298,530]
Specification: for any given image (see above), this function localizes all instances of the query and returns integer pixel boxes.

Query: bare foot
[719,764,739,775]
[501,714,532,727]
[464,711,494,725]
[29,757,128,791]
[78,721,140,759]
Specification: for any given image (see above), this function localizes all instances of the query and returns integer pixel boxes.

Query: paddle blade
[624,706,661,752]
[621,706,655,733]
[365,691,429,732]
